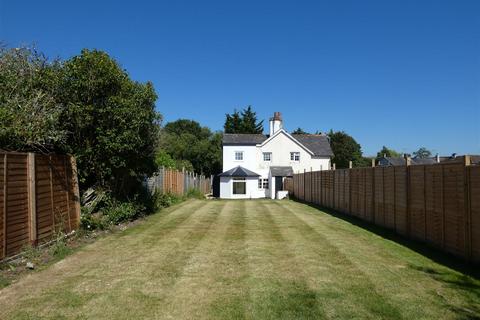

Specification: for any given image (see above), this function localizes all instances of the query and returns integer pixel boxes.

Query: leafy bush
[156,193,182,209]
[103,201,138,225]
[186,188,205,199]
[80,211,108,230]
[49,234,72,260]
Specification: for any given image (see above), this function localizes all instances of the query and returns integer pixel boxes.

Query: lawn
[0,199,479,319]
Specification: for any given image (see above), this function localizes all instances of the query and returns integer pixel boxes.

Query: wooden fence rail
[285,156,480,264]
[0,152,81,260]
[146,167,211,196]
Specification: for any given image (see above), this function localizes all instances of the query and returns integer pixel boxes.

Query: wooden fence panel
[410,165,426,241]
[394,166,408,236]
[35,155,54,243]
[0,152,80,260]
[350,170,359,217]
[383,167,395,230]
[425,164,444,249]
[470,166,480,263]
[374,167,386,227]
[365,168,374,222]
[443,163,466,257]
[0,155,4,258]
[5,154,29,256]
[289,157,478,263]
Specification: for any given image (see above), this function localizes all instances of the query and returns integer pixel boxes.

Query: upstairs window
[290,152,300,161]
[263,152,272,162]
[235,151,244,161]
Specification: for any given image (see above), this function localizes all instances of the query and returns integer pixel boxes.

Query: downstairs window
[233,177,246,194]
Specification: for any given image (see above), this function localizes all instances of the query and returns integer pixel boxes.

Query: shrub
[49,233,72,260]
[103,201,138,225]
[156,193,182,209]
[186,188,205,199]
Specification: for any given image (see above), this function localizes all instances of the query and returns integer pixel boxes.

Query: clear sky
[1,0,479,156]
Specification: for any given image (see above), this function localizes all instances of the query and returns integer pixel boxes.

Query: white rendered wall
[257,131,330,174]
[221,130,331,199]
[219,176,264,199]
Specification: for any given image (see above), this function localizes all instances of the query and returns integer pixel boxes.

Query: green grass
[1,199,479,319]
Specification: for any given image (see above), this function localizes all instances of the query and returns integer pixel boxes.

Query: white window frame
[290,152,300,161]
[258,178,269,189]
[263,152,272,162]
[233,177,246,194]
[234,151,244,161]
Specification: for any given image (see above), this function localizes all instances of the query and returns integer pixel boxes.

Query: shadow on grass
[293,199,480,319]
[292,199,480,280]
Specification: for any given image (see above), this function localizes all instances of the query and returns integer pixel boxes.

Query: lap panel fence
[285,156,480,263]
[1,152,80,260]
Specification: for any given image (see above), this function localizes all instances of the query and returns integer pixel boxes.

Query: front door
[275,176,283,198]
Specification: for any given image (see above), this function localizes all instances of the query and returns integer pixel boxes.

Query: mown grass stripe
[268,200,403,320]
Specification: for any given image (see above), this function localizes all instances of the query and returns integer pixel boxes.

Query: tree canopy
[413,147,432,159]
[159,119,222,176]
[0,46,161,197]
[0,46,65,152]
[224,106,263,133]
[291,127,308,134]
[328,130,369,168]
[376,146,400,159]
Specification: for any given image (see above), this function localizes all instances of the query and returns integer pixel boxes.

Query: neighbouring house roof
[218,166,261,177]
[270,166,294,177]
[222,132,333,157]
[291,134,334,157]
[378,157,438,166]
[222,134,267,145]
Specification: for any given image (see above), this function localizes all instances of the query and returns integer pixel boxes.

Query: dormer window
[263,152,272,162]
[290,152,300,161]
[235,151,244,161]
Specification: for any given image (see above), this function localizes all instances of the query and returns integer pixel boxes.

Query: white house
[219,112,333,199]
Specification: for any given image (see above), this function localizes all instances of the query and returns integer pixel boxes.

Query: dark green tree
[413,147,432,159]
[224,110,242,133]
[240,106,263,133]
[160,119,222,176]
[292,127,308,134]
[376,146,400,159]
[59,49,161,194]
[328,130,365,168]
[224,106,263,133]
[0,46,65,152]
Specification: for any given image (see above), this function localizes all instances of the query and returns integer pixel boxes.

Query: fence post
[405,156,411,237]
[182,167,185,195]
[27,153,37,245]
[69,155,81,229]
[303,169,306,201]
[349,161,353,169]
[2,153,7,259]
[464,155,472,261]
[372,160,376,224]
[310,167,313,203]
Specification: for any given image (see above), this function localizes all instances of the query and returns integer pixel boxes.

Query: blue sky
[1,0,479,156]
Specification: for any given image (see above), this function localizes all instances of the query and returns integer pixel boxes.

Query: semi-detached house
[219,112,333,199]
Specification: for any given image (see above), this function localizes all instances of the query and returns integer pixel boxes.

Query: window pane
[263,152,271,161]
[258,179,262,188]
[235,152,243,161]
[233,181,246,194]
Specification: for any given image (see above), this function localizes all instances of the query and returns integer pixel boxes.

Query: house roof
[291,134,334,157]
[379,157,438,166]
[270,166,294,177]
[222,132,333,157]
[218,166,260,177]
[222,134,267,145]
